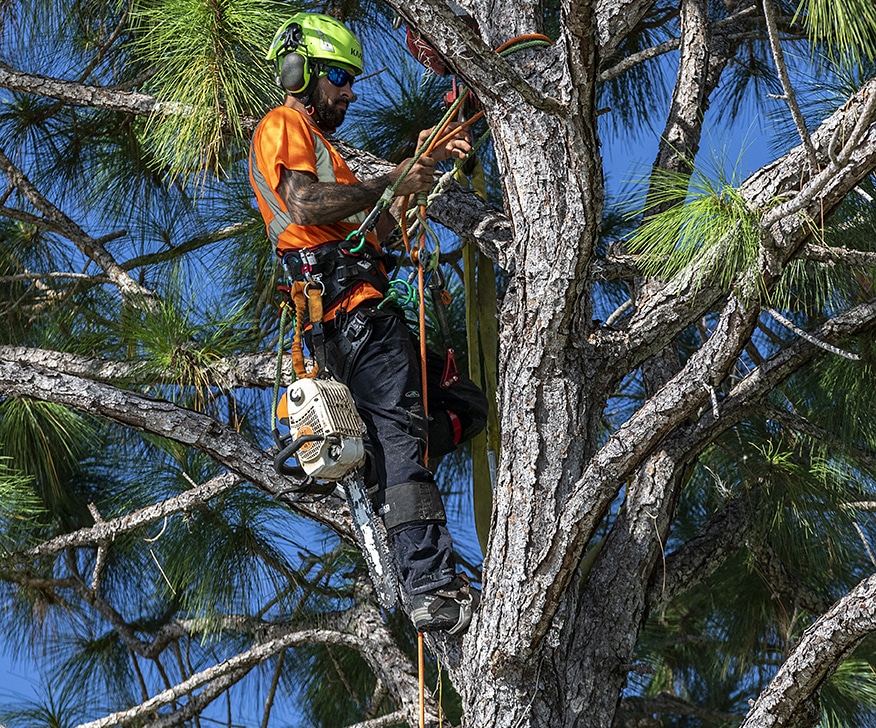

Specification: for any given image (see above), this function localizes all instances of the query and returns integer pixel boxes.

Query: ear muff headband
[273,21,315,96]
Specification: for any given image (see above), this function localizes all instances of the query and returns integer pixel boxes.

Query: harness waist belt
[280,241,396,310]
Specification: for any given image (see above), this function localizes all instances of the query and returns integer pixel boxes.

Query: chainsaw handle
[273,433,323,482]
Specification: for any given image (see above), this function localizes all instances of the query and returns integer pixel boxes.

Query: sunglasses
[322,66,356,88]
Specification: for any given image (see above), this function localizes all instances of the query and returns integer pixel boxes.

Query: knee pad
[378,481,447,535]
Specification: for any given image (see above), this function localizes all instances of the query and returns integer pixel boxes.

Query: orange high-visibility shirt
[249,105,385,318]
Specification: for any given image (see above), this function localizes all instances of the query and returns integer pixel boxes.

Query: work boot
[409,573,479,635]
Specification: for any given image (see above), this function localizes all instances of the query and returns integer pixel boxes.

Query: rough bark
[741,573,876,728]
[6,2,876,727]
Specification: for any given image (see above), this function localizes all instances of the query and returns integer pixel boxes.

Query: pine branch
[531,294,764,652]
[766,308,861,360]
[598,3,760,83]
[0,356,355,540]
[552,296,876,654]
[596,0,674,58]
[622,72,876,373]
[600,38,680,82]
[121,222,253,272]
[0,148,154,305]
[646,490,759,613]
[762,0,819,171]
[73,628,365,728]
[758,403,876,471]
[759,77,876,230]
[740,572,876,728]
[618,692,742,726]
[142,665,253,728]
[386,0,565,114]
[800,242,876,269]
[12,473,240,561]
[748,539,833,615]
[677,297,876,461]
[343,711,407,728]
[259,649,285,728]
[0,61,160,116]
[0,346,293,390]
[0,271,110,284]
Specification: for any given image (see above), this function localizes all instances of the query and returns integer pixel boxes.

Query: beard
[310,86,348,132]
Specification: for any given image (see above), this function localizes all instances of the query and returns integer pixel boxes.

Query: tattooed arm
[278,155,437,227]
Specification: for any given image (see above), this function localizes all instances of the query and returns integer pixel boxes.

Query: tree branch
[678,298,876,460]
[740,572,876,727]
[758,403,876,471]
[761,0,818,170]
[800,242,876,269]
[759,77,876,229]
[0,357,354,540]
[596,0,667,58]
[74,628,364,728]
[386,0,565,114]
[0,346,293,390]
[142,665,253,728]
[646,489,759,613]
[0,61,160,116]
[622,73,876,372]
[121,221,254,271]
[0,148,154,304]
[617,692,742,726]
[11,473,241,561]
[343,711,407,728]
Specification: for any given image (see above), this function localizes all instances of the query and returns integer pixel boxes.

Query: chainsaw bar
[342,473,399,609]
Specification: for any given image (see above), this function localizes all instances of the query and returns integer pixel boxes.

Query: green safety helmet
[266,12,363,97]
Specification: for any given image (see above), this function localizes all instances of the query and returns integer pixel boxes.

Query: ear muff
[279,52,312,95]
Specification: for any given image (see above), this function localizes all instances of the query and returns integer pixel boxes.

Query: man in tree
[248,11,487,635]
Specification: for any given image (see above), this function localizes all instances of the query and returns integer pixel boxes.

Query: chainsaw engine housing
[278,378,366,480]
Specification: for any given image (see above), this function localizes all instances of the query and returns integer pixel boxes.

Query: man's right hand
[391,156,437,197]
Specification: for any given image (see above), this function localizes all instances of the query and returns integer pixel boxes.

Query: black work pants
[322,304,487,596]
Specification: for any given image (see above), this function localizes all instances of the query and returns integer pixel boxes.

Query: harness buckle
[300,249,318,277]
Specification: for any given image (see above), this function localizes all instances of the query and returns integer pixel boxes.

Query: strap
[280,241,395,311]
[306,281,328,376]
[379,480,447,535]
[285,281,318,379]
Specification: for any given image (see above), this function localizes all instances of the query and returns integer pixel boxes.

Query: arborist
[249,12,488,634]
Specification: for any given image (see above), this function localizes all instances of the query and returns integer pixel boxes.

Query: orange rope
[418,631,426,728]
[496,32,552,53]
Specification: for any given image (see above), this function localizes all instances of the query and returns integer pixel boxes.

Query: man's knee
[377,480,447,535]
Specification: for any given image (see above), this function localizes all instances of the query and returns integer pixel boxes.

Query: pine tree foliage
[5,0,876,726]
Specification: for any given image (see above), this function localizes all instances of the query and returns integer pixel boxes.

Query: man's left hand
[418,122,472,163]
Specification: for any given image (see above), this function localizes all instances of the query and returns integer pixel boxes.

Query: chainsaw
[273,377,398,608]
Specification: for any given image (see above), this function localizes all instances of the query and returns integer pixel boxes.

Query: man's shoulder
[260,104,308,128]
